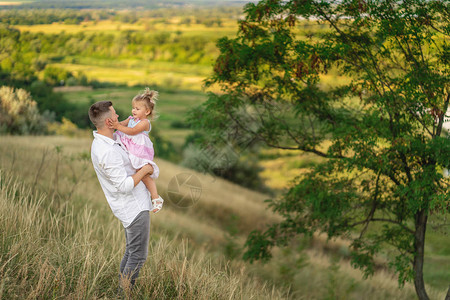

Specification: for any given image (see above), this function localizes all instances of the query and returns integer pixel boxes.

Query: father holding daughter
[88,98,159,294]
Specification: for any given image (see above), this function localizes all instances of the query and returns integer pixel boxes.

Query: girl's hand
[110,118,120,129]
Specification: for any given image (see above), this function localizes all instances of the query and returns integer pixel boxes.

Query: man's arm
[102,149,152,192]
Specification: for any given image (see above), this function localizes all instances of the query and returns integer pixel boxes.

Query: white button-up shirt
[91,131,152,227]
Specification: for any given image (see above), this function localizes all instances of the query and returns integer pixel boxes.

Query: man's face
[103,106,118,129]
[109,106,119,123]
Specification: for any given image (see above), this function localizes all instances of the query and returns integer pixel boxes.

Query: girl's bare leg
[142,175,158,200]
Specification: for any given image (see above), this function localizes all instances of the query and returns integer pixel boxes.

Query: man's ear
[105,117,113,128]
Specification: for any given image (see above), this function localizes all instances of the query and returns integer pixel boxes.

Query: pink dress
[115,116,159,179]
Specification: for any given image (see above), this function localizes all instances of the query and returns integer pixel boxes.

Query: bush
[181,144,268,192]
[47,117,80,137]
[151,126,180,162]
[29,80,76,122]
[0,86,47,134]
[43,66,72,86]
[65,77,78,86]
[170,120,190,129]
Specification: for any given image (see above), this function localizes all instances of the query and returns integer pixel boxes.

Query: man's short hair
[89,101,112,128]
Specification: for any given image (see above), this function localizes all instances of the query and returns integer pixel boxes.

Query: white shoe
[152,196,164,213]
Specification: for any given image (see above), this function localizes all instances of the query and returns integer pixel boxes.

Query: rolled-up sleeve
[102,149,134,193]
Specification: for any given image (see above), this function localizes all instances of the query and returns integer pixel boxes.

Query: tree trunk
[413,209,429,300]
[445,285,450,300]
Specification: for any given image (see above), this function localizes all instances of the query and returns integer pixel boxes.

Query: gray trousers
[119,210,150,287]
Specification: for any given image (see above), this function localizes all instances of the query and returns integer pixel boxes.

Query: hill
[0,135,447,299]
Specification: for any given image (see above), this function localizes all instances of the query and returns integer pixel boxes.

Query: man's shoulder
[91,138,117,160]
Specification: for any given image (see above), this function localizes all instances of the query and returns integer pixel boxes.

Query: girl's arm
[119,118,130,127]
[111,119,149,135]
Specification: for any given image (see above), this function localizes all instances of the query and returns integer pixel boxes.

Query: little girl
[111,88,163,213]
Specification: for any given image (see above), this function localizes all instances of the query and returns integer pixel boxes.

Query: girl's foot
[152,196,164,213]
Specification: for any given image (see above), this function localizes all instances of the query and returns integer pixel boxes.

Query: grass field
[0,1,29,5]
[13,19,238,37]
[49,62,210,91]
[0,135,447,299]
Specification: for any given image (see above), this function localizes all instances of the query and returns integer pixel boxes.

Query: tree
[189,1,449,299]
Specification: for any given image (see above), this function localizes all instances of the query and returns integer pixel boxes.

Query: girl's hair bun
[144,87,158,104]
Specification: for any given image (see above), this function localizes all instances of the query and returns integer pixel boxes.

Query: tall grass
[0,169,285,299]
[0,135,447,299]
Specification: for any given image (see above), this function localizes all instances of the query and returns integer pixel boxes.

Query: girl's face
[132,101,151,120]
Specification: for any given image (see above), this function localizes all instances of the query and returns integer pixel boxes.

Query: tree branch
[436,93,450,137]
[350,217,415,235]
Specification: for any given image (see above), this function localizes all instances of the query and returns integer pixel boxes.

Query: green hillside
[0,136,447,299]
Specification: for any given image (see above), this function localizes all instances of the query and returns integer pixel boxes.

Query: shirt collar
[93,131,119,145]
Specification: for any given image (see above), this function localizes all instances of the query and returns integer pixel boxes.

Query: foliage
[0,6,234,132]
[0,6,242,25]
[47,117,81,137]
[0,9,107,25]
[28,80,89,127]
[43,66,72,86]
[0,23,219,77]
[181,143,268,191]
[190,1,449,299]
[0,86,48,135]
[151,126,180,162]
[0,0,245,10]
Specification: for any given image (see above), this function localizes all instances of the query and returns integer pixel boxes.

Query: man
[88,101,157,292]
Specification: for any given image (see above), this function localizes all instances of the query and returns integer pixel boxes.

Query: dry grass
[0,144,286,299]
[0,135,447,299]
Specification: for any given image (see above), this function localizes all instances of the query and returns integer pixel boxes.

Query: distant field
[13,19,238,37]
[0,1,29,5]
[49,62,210,90]
[14,20,144,34]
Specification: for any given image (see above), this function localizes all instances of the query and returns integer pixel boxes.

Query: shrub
[43,66,72,86]
[65,77,78,86]
[181,144,268,192]
[47,117,80,137]
[170,120,190,129]
[0,86,47,134]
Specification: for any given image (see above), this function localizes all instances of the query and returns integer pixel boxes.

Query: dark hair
[132,88,158,120]
[88,101,112,128]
